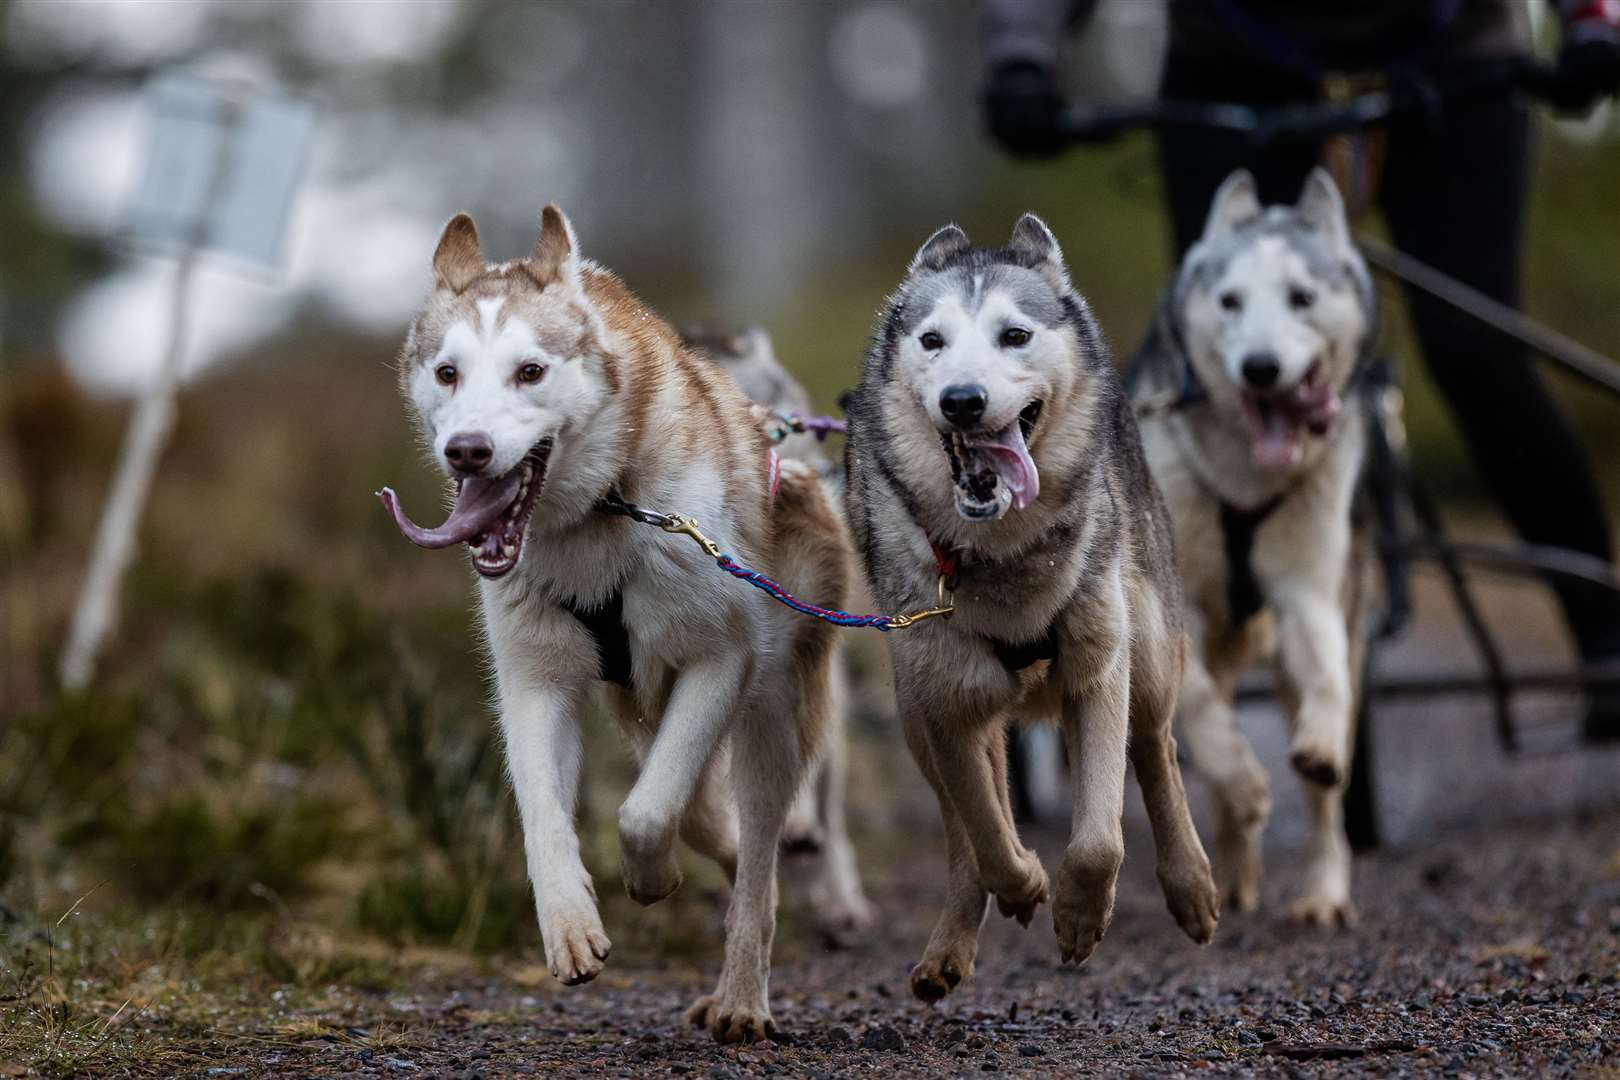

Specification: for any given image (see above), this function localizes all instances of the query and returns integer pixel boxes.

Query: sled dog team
[380,168,1379,1041]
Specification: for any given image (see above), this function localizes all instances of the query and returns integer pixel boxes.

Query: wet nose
[1240,352,1281,389]
[939,383,988,429]
[444,431,494,474]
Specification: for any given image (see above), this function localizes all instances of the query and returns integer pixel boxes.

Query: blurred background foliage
[0,0,1615,1054]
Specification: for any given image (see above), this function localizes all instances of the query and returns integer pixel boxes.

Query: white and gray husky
[844,215,1220,1002]
[380,207,855,1041]
[1129,169,1378,927]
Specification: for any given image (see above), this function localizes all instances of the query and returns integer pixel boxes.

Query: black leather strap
[560,590,634,689]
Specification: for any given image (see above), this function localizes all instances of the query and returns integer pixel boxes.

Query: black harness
[1218,493,1287,625]
[561,590,634,689]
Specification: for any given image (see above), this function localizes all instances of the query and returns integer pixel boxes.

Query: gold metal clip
[885,572,956,630]
[660,515,723,561]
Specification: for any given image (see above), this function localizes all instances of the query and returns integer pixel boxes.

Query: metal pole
[58,98,240,691]
[1358,235,1620,400]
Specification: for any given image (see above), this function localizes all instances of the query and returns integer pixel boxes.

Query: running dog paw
[686,993,776,1044]
[779,817,825,855]
[1287,892,1358,929]
[812,888,878,941]
[985,848,1049,927]
[1052,844,1122,966]
[909,937,978,1003]
[1288,736,1344,789]
[539,905,612,986]
[1158,853,1221,945]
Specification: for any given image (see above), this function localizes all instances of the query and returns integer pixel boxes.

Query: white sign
[124,74,315,267]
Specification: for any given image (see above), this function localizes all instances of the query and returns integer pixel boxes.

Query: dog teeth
[502,543,516,557]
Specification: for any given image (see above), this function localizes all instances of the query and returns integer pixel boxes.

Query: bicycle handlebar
[1061,55,1560,145]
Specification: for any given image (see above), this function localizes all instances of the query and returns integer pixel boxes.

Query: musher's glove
[983,60,1067,158]
[1551,0,1620,111]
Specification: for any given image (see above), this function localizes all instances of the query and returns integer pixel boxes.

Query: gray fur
[844,219,1220,997]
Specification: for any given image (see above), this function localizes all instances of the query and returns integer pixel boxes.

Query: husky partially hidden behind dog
[1130,169,1378,927]
[680,325,877,938]
[844,215,1220,1001]
[380,207,854,1041]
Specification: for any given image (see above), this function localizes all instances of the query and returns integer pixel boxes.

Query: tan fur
[396,207,848,1042]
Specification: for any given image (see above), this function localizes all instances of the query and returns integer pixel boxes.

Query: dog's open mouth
[1239,362,1340,471]
[377,439,553,578]
[941,401,1042,521]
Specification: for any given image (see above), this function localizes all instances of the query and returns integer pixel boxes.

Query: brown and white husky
[380,206,851,1042]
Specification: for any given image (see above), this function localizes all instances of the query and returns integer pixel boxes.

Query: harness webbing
[1219,494,1287,625]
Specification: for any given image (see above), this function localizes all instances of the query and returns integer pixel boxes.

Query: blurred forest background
[0,0,1616,1071]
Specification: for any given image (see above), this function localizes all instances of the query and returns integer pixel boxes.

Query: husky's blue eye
[435,363,458,385]
[1219,291,1243,313]
[1000,327,1031,348]
[919,331,945,351]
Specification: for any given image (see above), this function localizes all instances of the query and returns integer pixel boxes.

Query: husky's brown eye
[1288,285,1316,310]
[919,330,945,351]
[517,362,546,384]
[435,363,458,385]
[1219,291,1243,313]
[1000,326,1031,348]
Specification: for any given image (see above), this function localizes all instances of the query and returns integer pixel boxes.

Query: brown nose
[444,431,494,473]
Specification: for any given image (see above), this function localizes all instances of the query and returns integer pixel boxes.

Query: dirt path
[159,807,1620,1079]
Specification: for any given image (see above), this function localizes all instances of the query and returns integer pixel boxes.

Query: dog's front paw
[1288,735,1345,789]
[687,992,776,1044]
[985,848,1049,927]
[539,904,612,986]
[1287,892,1358,930]
[1052,842,1122,966]
[812,886,878,941]
[1158,850,1220,946]
[910,933,978,1003]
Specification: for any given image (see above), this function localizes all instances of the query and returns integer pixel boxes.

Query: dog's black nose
[939,384,988,428]
[1240,353,1281,389]
[444,431,495,473]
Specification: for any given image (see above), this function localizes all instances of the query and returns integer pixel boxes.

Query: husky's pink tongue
[1247,407,1300,471]
[377,470,523,549]
[965,423,1040,509]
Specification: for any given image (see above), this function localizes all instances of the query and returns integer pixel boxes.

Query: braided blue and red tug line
[715,554,900,630]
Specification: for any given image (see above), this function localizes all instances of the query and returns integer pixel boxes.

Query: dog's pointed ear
[1008,212,1071,293]
[525,203,581,290]
[908,224,970,275]
[1297,167,1350,245]
[433,213,484,293]
[1201,170,1261,241]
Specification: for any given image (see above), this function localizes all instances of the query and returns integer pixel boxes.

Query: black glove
[1549,19,1620,111]
[983,60,1067,158]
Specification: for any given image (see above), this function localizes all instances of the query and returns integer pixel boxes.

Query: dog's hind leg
[808,659,877,937]
[681,748,740,881]
[1128,612,1220,945]
[687,687,801,1043]
[1177,626,1271,913]
[901,700,990,1003]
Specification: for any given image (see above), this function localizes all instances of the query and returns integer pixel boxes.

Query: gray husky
[844,215,1220,1002]
[1129,169,1377,927]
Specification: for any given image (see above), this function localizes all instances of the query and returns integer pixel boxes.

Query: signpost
[58,75,313,691]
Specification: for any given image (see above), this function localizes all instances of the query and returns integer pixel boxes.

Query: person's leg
[1156,54,1324,256]
[1380,94,1620,739]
